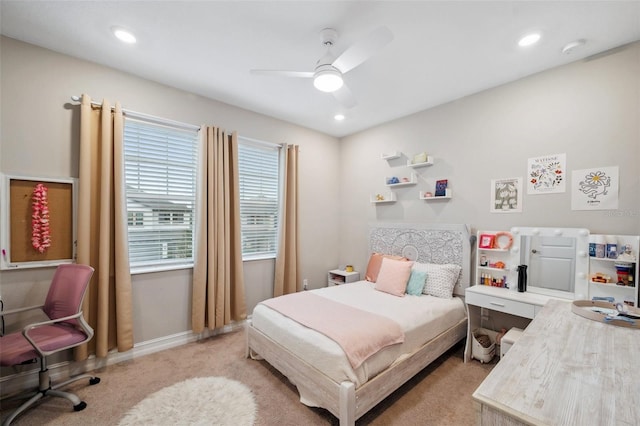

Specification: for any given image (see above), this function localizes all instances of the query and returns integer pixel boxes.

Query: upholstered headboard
[369,223,472,296]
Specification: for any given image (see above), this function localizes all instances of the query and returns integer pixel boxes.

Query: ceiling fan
[250,26,394,109]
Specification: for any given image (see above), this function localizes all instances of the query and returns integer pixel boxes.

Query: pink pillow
[365,253,408,282]
[375,257,414,297]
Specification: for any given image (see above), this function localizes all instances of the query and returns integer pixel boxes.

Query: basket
[472,328,496,363]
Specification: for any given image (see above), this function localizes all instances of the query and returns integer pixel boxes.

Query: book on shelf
[435,179,448,197]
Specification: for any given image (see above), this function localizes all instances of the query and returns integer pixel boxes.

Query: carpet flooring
[0,328,496,425]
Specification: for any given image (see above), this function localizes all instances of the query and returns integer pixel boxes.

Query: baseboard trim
[0,321,245,398]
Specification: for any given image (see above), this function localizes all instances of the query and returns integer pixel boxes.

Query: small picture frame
[479,234,495,249]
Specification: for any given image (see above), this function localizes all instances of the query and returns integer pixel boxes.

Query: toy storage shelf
[370,192,396,204]
[381,151,401,160]
[385,173,417,187]
[407,156,434,168]
[420,189,452,200]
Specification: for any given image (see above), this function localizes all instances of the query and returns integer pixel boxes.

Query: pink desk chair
[0,264,100,425]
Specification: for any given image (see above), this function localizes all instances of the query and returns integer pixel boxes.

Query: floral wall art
[490,177,523,213]
[527,153,566,194]
[571,166,619,210]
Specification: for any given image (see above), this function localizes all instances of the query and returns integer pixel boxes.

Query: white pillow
[412,262,461,299]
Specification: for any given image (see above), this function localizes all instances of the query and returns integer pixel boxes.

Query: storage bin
[471,328,496,363]
[500,327,524,358]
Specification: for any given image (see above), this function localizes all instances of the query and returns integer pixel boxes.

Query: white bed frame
[246,223,472,425]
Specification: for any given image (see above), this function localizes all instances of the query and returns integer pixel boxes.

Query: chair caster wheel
[74,401,87,411]
[90,377,101,385]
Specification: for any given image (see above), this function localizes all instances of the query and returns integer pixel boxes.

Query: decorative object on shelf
[590,272,611,283]
[479,234,496,249]
[385,173,417,186]
[615,263,634,286]
[435,179,448,197]
[593,234,606,258]
[618,244,635,262]
[517,264,528,292]
[493,231,513,250]
[606,235,618,259]
[412,152,427,164]
[480,255,487,266]
[345,265,354,272]
[370,192,396,204]
[423,191,433,198]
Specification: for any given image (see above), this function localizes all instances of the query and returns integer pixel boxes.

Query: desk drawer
[466,292,536,319]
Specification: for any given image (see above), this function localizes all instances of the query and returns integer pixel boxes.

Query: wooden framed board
[1,174,77,269]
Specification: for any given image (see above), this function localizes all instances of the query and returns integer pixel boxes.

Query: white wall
[338,42,640,278]
[0,36,342,344]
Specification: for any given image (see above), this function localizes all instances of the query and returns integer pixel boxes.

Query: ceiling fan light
[313,69,343,92]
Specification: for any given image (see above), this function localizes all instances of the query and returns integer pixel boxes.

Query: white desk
[472,299,640,425]
[464,285,554,362]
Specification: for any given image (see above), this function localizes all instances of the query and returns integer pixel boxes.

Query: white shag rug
[119,377,256,426]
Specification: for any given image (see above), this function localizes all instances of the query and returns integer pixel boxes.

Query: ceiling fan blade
[250,69,314,78]
[332,84,357,109]
[332,26,394,74]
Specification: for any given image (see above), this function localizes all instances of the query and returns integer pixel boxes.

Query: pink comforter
[261,291,405,368]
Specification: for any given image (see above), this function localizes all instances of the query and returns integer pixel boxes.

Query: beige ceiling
[1,1,639,137]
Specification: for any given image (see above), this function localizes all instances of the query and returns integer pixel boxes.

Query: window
[123,118,199,271]
[238,139,281,259]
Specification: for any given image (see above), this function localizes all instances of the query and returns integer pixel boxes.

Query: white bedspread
[251,281,466,392]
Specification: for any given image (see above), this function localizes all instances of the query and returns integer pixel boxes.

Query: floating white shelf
[420,189,452,200]
[381,151,401,160]
[370,192,396,204]
[407,156,434,168]
[386,172,417,187]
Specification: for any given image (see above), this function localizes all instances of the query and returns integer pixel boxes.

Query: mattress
[250,281,466,391]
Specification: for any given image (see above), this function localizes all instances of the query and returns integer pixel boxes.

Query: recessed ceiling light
[562,39,586,55]
[334,114,345,121]
[112,27,137,44]
[518,32,541,47]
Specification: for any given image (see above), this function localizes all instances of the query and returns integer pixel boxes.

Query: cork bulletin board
[1,174,77,269]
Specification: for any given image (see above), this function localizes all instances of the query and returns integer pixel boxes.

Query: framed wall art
[0,173,77,270]
[490,177,522,213]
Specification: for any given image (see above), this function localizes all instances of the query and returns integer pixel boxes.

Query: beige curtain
[76,94,134,359]
[274,145,299,296]
[192,127,247,332]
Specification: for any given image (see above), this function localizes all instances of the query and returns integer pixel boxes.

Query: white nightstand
[327,269,360,286]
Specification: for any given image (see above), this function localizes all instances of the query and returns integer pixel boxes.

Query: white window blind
[123,118,198,271]
[238,140,280,259]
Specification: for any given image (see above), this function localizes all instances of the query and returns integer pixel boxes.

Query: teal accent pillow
[406,270,427,296]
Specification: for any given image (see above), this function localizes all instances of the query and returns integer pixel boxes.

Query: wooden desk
[472,299,640,425]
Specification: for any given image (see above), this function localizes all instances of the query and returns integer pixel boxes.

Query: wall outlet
[481,307,489,321]
[303,279,308,290]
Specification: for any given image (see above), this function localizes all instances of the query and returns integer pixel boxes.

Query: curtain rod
[70,95,201,132]
[238,135,284,149]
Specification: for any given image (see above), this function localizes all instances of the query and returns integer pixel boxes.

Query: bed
[246,223,472,425]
